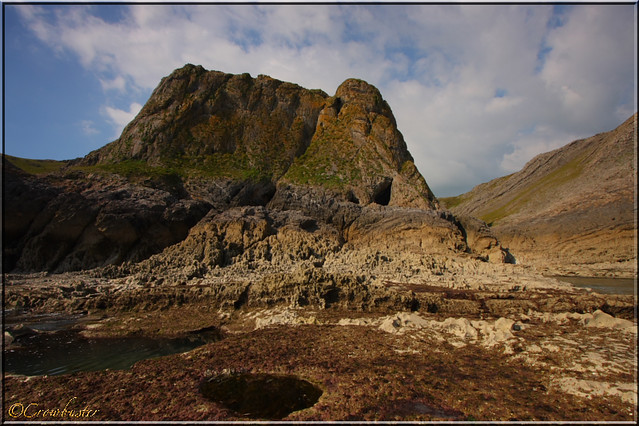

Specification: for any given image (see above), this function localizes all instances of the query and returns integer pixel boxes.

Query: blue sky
[3,2,637,197]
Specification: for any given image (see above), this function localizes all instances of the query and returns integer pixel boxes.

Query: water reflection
[4,317,221,376]
[554,276,636,295]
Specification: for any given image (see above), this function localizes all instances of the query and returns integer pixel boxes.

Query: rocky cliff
[278,78,438,210]
[4,64,506,274]
[83,65,325,182]
[442,113,637,276]
[80,64,436,210]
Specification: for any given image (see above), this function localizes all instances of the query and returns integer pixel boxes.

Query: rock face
[278,78,438,210]
[443,113,637,275]
[3,159,210,273]
[5,64,507,275]
[83,65,326,182]
[80,65,437,210]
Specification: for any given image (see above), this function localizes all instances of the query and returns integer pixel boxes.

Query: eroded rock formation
[5,64,508,276]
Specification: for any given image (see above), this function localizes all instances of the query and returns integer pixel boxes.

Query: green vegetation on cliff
[284,115,363,188]
[76,152,271,184]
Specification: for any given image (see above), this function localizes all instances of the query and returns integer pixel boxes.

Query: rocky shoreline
[4,261,637,421]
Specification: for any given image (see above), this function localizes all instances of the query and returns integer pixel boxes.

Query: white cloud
[500,128,581,173]
[103,102,143,137]
[80,120,99,136]
[540,5,636,131]
[15,4,637,196]
[100,75,127,92]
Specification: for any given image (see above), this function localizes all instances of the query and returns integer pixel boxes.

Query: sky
[3,2,637,197]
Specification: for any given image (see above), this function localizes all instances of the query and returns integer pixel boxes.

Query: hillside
[443,113,637,276]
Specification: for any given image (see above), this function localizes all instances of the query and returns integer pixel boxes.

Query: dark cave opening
[347,190,360,204]
[373,180,392,206]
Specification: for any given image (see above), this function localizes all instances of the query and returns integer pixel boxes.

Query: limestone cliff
[83,65,326,181]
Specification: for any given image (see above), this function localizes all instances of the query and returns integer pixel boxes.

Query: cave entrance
[373,180,392,206]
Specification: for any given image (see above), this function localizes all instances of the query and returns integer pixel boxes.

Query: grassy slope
[481,154,585,225]
[4,155,66,175]
[6,152,271,186]
[447,114,636,228]
[445,143,594,226]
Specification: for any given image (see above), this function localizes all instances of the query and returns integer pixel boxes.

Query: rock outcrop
[83,66,326,177]
[443,113,637,276]
[80,65,438,210]
[278,78,438,210]
[5,64,507,275]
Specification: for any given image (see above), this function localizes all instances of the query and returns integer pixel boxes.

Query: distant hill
[442,113,637,276]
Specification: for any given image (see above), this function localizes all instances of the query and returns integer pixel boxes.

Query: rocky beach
[3,65,637,422]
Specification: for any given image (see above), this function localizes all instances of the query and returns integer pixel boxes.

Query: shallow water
[4,315,220,376]
[554,276,636,295]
